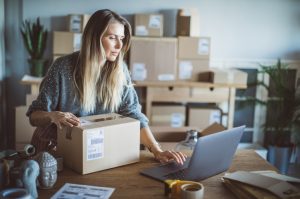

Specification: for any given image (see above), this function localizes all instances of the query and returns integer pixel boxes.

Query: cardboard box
[151,126,200,142]
[130,37,177,81]
[134,14,163,37]
[188,108,222,130]
[178,59,210,80]
[198,68,248,84]
[191,87,229,102]
[57,113,140,174]
[53,31,82,55]
[68,14,90,32]
[151,123,225,142]
[178,37,210,59]
[151,105,186,127]
[176,8,200,36]
[198,68,228,84]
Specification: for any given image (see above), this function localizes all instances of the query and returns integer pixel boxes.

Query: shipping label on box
[57,113,140,174]
[178,59,209,81]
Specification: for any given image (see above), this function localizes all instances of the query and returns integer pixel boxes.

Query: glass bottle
[175,130,198,152]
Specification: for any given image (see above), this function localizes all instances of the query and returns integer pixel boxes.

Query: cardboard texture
[198,68,248,84]
[68,14,90,32]
[151,105,186,127]
[178,37,211,60]
[223,171,300,199]
[147,87,190,100]
[57,113,140,174]
[151,126,200,142]
[53,31,82,55]
[176,8,200,36]
[151,122,226,142]
[130,37,177,81]
[200,122,226,137]
[188,108,222,130]
[178,59,210,80]
[134,14,163,37]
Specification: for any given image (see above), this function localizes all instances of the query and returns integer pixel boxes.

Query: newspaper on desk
[50,183,115,199]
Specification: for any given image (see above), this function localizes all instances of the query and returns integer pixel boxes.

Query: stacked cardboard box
[177,36,211,81]
[134,14,164,37]
[151,105,186,127]
[130,37,177,81]
[52,14,90,60]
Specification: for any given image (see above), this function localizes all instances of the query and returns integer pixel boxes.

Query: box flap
[200,122,226,136]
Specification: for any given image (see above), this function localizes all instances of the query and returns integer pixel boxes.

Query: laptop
[140,126,245,181]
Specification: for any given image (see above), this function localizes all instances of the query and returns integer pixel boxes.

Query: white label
[149,15,161,29]
[86,129,104,161]
[132,63,147,81]
[135,25,148,36]
[179,61,193,79]
[209,110,221,124]
[198,38,209,55]
[70,15,81,32]
[73,33,82,51]
[158,74,175,81]
[171,113,184,127]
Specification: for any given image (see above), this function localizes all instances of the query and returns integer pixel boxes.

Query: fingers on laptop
[158,151,187,165]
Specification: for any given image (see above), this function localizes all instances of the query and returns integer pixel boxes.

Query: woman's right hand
[49,111,80,129]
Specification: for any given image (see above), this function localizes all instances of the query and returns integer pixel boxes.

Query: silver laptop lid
[184,125,245,180]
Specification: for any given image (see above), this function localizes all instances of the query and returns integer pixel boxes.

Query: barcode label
[87,129,104,161]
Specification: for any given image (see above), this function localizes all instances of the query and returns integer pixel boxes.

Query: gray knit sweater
[26,52,149,128]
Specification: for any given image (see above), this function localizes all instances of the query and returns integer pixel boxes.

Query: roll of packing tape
[23,144,36,156]
[181,182,204,199]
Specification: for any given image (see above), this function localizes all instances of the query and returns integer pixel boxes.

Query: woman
[27,9,186,165]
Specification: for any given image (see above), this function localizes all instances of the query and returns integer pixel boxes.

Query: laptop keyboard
[164,168,188,180]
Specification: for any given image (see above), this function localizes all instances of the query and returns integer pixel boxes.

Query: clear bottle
[175,130,198,152]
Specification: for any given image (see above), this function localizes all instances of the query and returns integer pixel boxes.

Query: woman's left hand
[154,150,187,165]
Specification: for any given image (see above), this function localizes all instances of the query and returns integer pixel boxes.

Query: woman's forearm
[29,111,53,127]
[140,126,163,156]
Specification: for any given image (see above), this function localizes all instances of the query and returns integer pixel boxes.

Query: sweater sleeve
[117,65,149,128]
[26,59,61,117]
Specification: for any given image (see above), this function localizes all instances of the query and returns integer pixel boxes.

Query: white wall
[21,0,300,61]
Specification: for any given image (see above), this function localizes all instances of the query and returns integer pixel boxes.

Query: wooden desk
[39,150,275,199]
[134,81,246,129]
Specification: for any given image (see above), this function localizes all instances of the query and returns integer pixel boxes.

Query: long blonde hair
[73,9,132,113]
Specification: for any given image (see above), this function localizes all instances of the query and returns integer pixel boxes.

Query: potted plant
[20,17,48,77]
[253,59,297,174]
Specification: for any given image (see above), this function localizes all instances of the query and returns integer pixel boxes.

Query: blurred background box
[67,14,90,32]
[178,59,210,80]
[178,37,211,60]
[134,14,163,37]
[151,104,186,127]
[53,31,82,55]
[177,8,200,36]
[130,37,177,81]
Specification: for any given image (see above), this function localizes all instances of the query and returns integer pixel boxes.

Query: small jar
[175,130,198,152]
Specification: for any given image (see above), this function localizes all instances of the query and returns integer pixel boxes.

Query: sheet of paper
[50,183,115,199]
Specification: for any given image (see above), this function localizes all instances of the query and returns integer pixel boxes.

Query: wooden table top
[39,150,276,199]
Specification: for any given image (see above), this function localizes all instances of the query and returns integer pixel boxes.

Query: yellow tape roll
[164,179,204,199]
